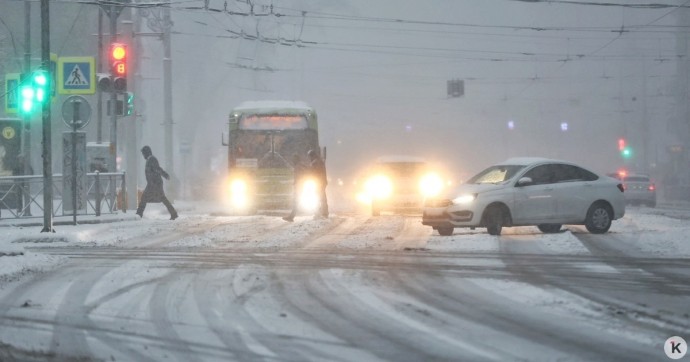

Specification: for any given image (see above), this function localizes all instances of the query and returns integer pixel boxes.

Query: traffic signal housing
[109,42,127,92]
[618,138,632,159]
[97,73,112,92]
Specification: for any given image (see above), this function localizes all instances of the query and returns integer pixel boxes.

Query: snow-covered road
[0,205,689,361]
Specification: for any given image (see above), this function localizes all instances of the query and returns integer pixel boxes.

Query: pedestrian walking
[283,154,307,222]
[308,149,328,219]
[136,145,178,220]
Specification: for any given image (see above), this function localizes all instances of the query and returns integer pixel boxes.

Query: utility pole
[23,0,33,216]
[40,0,53,232]
[163,3,175,199]
[121,9,138,210]
[97,8,104,143]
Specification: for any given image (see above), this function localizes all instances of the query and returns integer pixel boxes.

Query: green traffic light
[621,147,632,158]
[19,85,34,114]
[33,72,47,86]
[32,70,49,104]
[126,91,134,115]
[18,70,51,115]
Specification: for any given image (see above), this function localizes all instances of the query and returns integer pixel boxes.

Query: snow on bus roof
[233,100,313,113]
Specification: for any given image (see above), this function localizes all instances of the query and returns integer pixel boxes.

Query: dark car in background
[355,156,451,216]
[608,172,657,207]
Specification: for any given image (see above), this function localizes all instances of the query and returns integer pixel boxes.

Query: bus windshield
[239,115,308,130]
[230,130,319,168]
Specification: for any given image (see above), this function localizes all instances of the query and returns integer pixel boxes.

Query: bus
[224,101,323,213]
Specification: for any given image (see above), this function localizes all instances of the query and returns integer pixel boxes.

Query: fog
[163,0,682,183]
[1,0,688,198]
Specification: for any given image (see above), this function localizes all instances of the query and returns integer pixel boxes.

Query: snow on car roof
[376,155,427,164]
[501,157,564,166]
[233,100,313,113]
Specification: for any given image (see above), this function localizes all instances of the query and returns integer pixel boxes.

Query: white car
[422,158,626,236]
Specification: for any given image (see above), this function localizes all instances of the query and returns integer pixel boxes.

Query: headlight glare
[420,173,444,197]
[229,179,248,208]
[300,179,319,211]
[365,175,393,200]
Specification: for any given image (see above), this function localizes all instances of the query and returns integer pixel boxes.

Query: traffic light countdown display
[18,69,50,115]
[110,43,127,92]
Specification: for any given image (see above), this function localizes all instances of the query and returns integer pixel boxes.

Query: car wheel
[437,227,454,236]
[585,202,612,234]
[484,206,505,236]
[537,224,562,233]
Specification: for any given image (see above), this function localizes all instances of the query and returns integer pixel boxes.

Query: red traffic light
[617,138,626,151]
[110,43,126,61]
[110,43,127,77]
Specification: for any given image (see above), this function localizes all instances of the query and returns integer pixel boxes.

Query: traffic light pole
[23,0,33,216]
[109,7,118,175]
[40,0,53,232]
[163,5,175,199]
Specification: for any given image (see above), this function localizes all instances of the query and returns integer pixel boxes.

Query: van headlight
[420,173,444,198]
[365,175,393,200]
[453,194,476,205]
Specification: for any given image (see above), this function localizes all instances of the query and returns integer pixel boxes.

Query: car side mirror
[517,177,533,187]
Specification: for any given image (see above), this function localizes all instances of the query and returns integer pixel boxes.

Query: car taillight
[617,183,624,192]
[648,184,656,191]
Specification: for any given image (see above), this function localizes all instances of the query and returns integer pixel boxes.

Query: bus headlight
[229,179,249,208]
[420,173,444,198]
[365,175,393,200]
[299,179,319,211]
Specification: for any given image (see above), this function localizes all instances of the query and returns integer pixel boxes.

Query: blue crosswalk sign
[58,57,95,95]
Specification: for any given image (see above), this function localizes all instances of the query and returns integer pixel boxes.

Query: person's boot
[170,212,178,220]
[282,216,294,222]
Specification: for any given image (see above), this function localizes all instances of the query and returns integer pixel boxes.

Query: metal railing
[0,172,126,219]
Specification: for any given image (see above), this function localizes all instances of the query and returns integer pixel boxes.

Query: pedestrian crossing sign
[4,73,19,113]
[58,56,95,95]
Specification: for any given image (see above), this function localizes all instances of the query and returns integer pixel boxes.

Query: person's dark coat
[309,154,328,187]
[141,153,170,203]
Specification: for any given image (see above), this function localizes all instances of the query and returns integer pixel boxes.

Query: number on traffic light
[110,43,127,92]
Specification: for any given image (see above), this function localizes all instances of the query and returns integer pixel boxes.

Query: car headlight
[453,194,476,205]
[420,173,444,198]
[365,175,393,200]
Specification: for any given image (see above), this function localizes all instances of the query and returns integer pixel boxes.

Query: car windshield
[466,165,526,184]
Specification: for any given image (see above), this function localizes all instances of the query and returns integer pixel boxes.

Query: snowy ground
[0,202,689,361]
[2,202,689,283]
